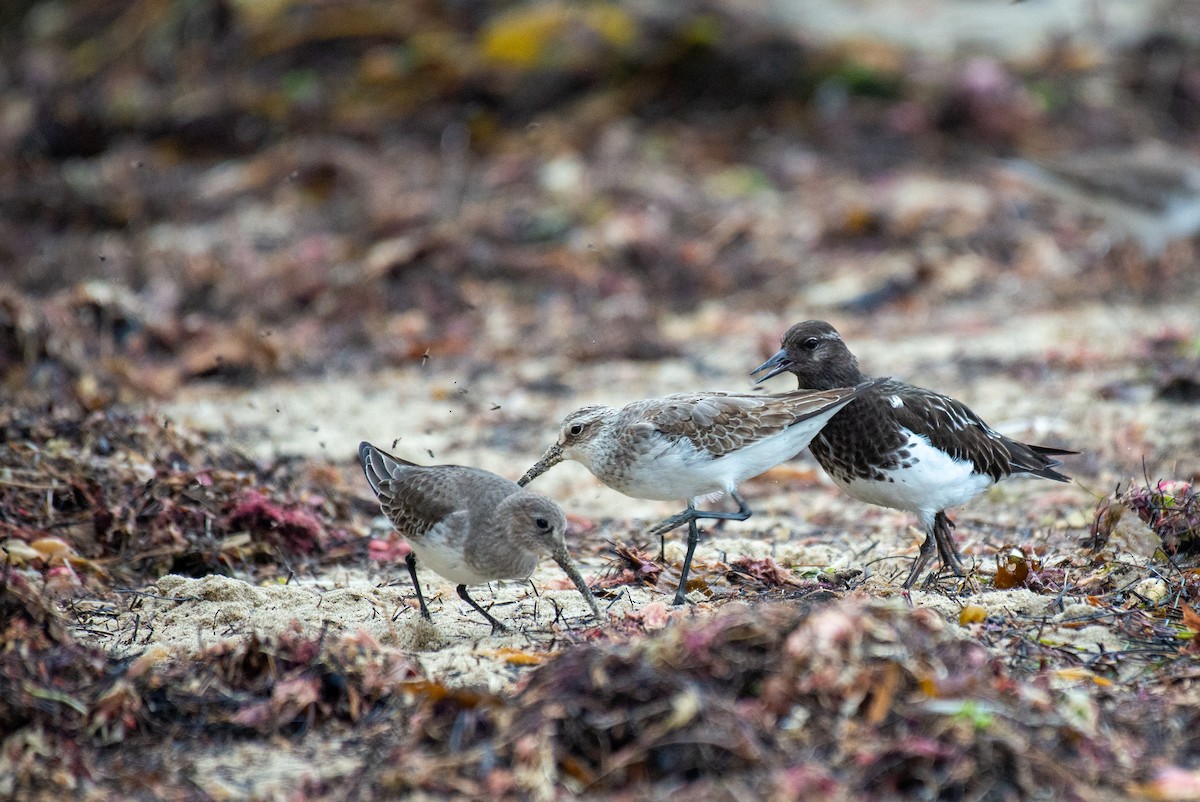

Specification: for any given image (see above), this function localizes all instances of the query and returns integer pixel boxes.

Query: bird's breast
[410,539,498,585]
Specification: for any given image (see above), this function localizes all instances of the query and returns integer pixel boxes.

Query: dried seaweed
[1,570,425,798]
[1093,478,1200,555]
[0,408,359,588]
[362,601,1189,799]
[596,541,663,589]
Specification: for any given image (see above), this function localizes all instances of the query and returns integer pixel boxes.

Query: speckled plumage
[359,442,599,631]
[811,379,1071,488]
[753,320,1076,588]
[519,382,880,604]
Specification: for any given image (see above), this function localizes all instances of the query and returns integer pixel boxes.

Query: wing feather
[888,384,1072,482]
[632,386,866,458]
[359,442,517,536]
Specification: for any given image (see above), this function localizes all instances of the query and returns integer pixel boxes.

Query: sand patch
[87,562,645,691]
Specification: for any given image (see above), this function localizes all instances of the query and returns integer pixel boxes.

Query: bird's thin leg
[932,511,966,577]
[674,516,701,606]
[646,490,754,540]
[902,530,938,589]
[709,489,753,522]
[644,491,754,606]
[405,552,432,621]
[647,504,696,543]
[457,584,508,633]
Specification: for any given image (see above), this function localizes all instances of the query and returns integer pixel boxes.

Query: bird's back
[358,442,518,539]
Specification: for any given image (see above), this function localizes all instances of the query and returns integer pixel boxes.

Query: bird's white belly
[610,412,842,501]
[833,432,992,514]
[615,445,727,500]
[410,539,497,586]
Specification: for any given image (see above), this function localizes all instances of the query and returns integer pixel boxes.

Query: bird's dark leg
[405,552,432,621]
[654,501,689,563]
[646,491,754,538]
[674,517,701,606]
[646,491,753,606]
[902,530,938,589]
[931,511,966,577]
[457,584,507,633]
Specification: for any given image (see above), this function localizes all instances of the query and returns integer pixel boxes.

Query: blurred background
[2,0,1198,422]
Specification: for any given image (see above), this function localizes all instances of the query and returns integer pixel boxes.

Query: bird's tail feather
[1019,444,1077,482]
[1030,444,1078,462]
[358,441,416,495]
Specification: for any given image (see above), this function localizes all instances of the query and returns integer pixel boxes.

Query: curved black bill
[751,349,790,383]
[551,544,602,620]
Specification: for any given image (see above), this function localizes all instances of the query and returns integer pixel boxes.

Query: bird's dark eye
[802,337,819,350]
[535,517,550,530]
[568,424,584,436]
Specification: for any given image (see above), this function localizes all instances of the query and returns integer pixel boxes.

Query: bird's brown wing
[634,386,863,458]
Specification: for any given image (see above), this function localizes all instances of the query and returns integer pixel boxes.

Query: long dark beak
[751,349,791,384]
[551,543,602,620]
[518,443,564,486]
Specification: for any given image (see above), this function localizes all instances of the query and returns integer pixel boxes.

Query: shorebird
[518,382,880,604]
[752,320,1075,588]
[359,442,601,631]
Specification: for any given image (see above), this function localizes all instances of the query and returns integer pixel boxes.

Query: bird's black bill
[551,545,602,620]
[751,349,790,383]
[518,444,564,486]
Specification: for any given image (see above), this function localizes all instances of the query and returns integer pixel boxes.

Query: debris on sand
[1092,479,1200,555]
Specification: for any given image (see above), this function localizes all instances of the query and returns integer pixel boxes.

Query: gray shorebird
[518,383,881,605]
[359,442,601,632]
[752,320,1075,588]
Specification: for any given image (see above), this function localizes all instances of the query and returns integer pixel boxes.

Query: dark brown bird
[752,320,1075,588]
